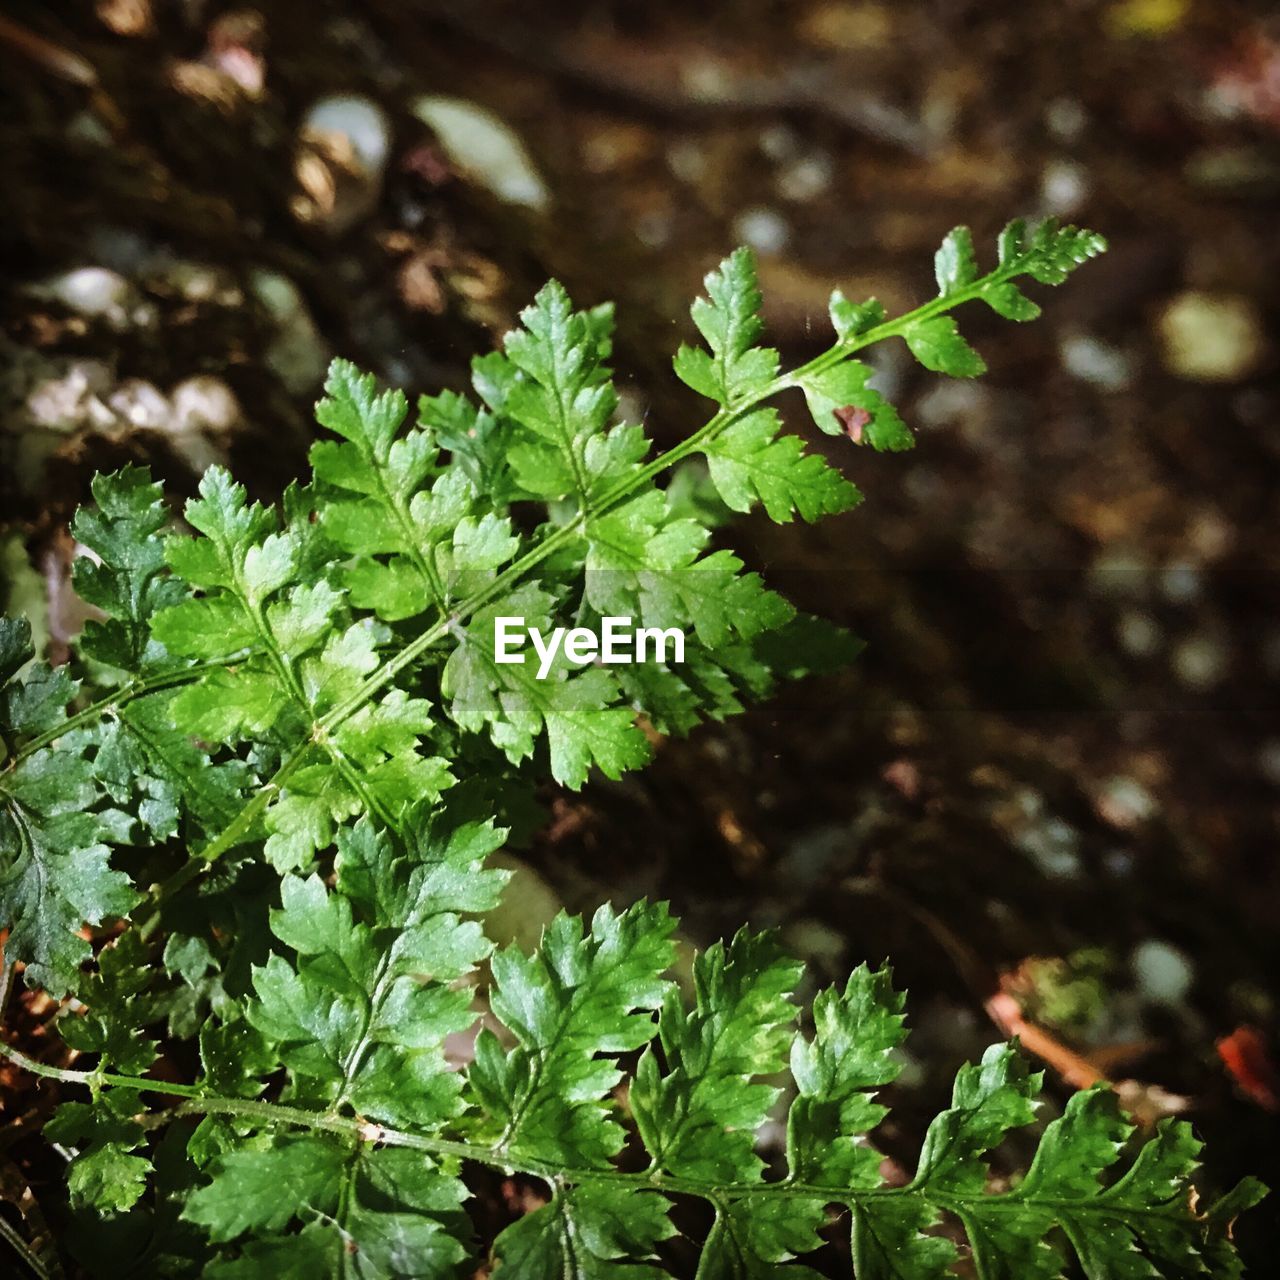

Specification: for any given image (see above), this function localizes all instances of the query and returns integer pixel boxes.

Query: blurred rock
[1040,158,1090,216]
[782,918,846,969]
[207,9,267,100]
[1114,1079,1192,1126]
[154,259,241,309]
[251,269,329,394]
[295,95,392,233]
[759,123,799,162]
[779,822,853,888]
[916,380,992,434]
[1159,562,1201,604]
[171,376,242,434]
[1095,776,1158,829]
[23,359,113,431]
[1156,292,1266,383]
[96,0,154,38]
[1131,939,1194,1006]
[1103,847,1136,878]
[31,267,135,329]
[412,97,549,210]
[167,62,247,115]
[1059,332,1134,391]
[106,379,171,431]
[1207,26,1280,132]
[87,226,155,275]
[665,136,707,184]
[1044,97,1087,142]
[798,2,892,51]
[306,95,391,178]
[1017,815,1083,880]
[732,206,790,255]
[1171,633,1227,690]
[1116,610,1161,659]
[1185,508,1234,560]
[776,151,833,203]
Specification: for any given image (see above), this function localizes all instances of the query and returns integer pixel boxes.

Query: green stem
[8,655,254,768]
[0,1032,1199,1233]
[0,1034,1183,1225]
[133,739,317,940]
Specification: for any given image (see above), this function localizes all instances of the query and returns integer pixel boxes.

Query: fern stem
[132,739,318,941]
[0,1034,1218,1227]
[8,654,256,768]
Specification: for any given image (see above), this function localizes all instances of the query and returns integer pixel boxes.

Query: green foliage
[0,219,1262,1276]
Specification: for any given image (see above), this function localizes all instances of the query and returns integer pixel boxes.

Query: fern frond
[2,218,1264,1277]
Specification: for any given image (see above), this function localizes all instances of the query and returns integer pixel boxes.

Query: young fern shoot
[0,218,1264,1277]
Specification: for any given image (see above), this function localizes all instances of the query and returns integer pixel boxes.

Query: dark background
[2,0,1278,1269]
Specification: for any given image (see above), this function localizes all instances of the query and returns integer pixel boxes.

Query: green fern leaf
[675,247,781,407]
[472,901,677,1166]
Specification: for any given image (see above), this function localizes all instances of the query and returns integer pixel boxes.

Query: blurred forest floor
[2,0,1279,1269]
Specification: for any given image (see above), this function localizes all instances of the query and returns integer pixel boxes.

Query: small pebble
[304,95,392,180]
[24,360,112,431]
[1096,776,1158,829]
[251,269,330,394]
[732,207,790,255]
[298,95,393,232]
[635,209,674,249]
[1060,333,1134,391]
[35,267,133,327]
[1117,609,1161,658]
[799,2,892,50]
[485,853,563,951]
[783,919,845,968]
[1040,158,1090,215]
[776,152,833,202]
[916,380,990,431]
[666,137,706,184]
[759,123,799,161]
[159,260,240,306]
[1045,97,1088,142]
[780,823,852,886]
[1186,145,1280,194]
[171,376,242,433]
[579,122,651,173]
[88,225,154,274]
[1171,634,1227,690]
[413,96,548,209]
[1017,815,1082,880]
[107,379,170,430]
[1157,292,1266,383]
[1131,939,1194,1006]
[1159,562,1201,604]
